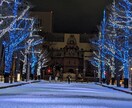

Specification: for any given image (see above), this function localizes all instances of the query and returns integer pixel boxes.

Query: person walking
[55,76,58,82]
[49,76,52,83]
[67,75,71,84]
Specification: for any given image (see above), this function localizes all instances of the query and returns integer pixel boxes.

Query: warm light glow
[17,73,21,81]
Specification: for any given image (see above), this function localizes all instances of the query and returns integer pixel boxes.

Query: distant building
[30,11,95,81]
[48,33,94,81]
[30,11,53,33]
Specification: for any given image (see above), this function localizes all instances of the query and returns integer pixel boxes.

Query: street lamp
[26,52,29,82]
[130,67,132,90]
[83,68,86,81]
[76,68,78,81]
[94,70,96,83]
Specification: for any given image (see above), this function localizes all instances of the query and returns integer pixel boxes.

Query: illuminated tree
[91,0,132,87]
[0,0,31,38]
[36,49,49,79]
[20,38,43,81]
[106,0,117,80]
[105,0,132,88]
[30,48,38,79]
[0,0,16,37]
[0,0,34,82]
[100,10,107,80]
[91,10,107,82]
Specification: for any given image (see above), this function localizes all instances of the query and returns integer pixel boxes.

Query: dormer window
[67,35,77,45]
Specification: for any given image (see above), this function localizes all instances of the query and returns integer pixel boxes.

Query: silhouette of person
[67,75,71,84]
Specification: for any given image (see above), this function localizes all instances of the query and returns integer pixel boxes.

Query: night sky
[28,0,112,34]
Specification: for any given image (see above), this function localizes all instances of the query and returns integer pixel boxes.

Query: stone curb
[95,83,132,95]
[0,80,40,89]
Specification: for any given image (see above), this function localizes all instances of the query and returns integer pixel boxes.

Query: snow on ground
[101,83,132,93]
[0,81,23,87]
[0,80,34,87]
[0,81,132,108]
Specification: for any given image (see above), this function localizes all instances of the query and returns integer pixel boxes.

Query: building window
[46,33,64,42]
[74,61,76,64]
[80,34,90,43]
[38,18,42,27]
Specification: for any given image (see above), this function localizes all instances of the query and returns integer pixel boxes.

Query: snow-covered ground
[0,81,132,108]
[100,83,132,94]
[0,81,25,87]
[0,80,38,88]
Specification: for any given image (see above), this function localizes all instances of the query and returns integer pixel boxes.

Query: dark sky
[28,0,112,34]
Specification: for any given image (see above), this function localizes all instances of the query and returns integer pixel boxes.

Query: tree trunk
[111,78,115,85]
[124,78,128,88]
[117,76,121,87]
[4,48,13,75]
[4,73,10,83]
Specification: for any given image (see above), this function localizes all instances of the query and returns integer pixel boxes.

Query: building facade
[30,11,95,81]
[44,33,94,81]
[30,11,53,33]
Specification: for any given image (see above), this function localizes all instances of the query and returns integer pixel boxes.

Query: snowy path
[0,81,132,108]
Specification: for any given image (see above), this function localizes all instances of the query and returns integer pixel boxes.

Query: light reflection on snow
[0,82,132,108]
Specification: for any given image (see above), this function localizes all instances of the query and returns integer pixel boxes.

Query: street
[0,81,132,108]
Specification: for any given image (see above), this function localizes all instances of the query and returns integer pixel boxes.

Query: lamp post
[10,55,17,83]
[14,56,17,82]
[26,52,30,82]
[129,67,132,90]
[76,68,78,82]
[94,70,96,83]
[60,67,63,81]
[83,68,86,81]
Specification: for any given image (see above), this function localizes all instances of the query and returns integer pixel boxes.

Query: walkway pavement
[0,80,40,89]
[0,81,132,108]
[0,80,132,95]
[96,82,132,95]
